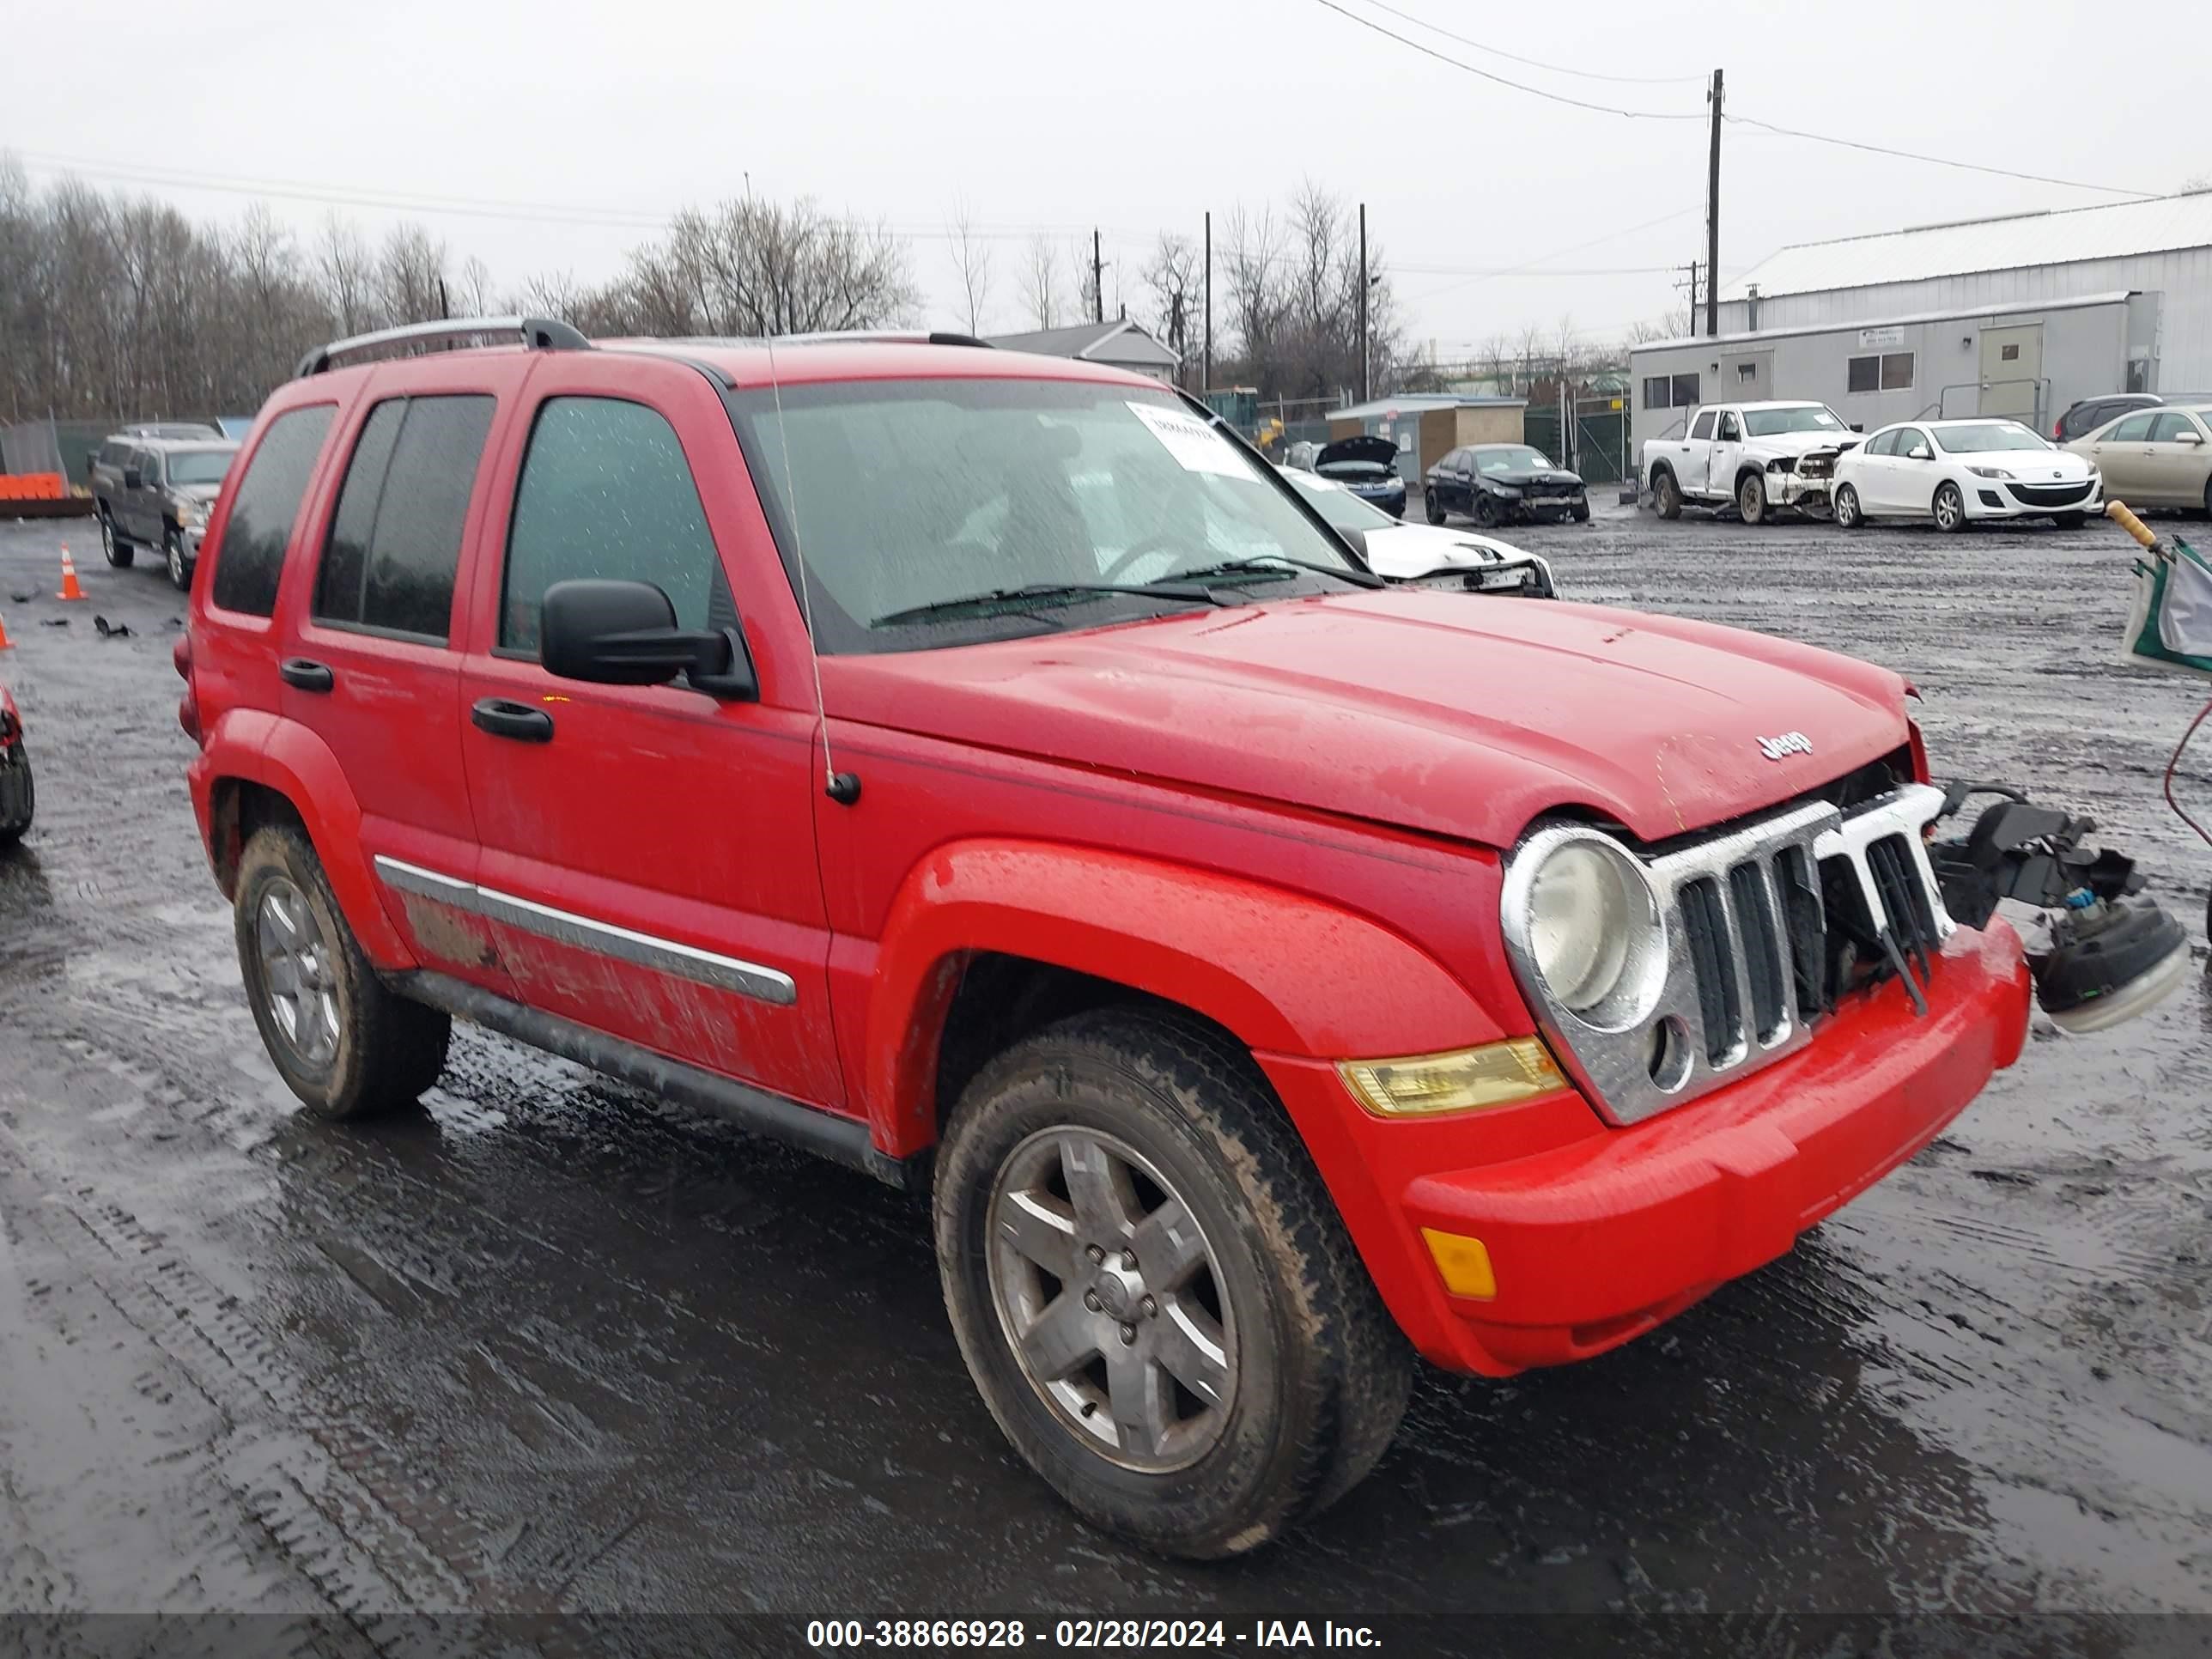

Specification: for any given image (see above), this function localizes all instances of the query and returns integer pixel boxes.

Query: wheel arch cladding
[198,712,414,968]
[863,840,1503,1155]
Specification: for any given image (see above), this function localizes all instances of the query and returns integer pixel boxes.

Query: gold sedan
[2068,404,2212,514]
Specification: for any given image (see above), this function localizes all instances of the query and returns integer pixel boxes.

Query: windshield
[1931,422,2050,454]
[1474,447,1553,474]
[164,448,234,486]
[1742,405,1846,437]
[1280,467,1395,531]
[727,378,1363,653]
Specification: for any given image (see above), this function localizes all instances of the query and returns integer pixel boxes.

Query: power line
[1404,204,1702,301]
[1345,0,1708,84]
[1308,0,1705,120]
[1724,115,2159,199]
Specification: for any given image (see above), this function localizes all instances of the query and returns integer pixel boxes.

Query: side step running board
[394,970,922,1193]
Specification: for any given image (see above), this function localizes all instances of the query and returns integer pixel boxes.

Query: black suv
[91,435,240,589]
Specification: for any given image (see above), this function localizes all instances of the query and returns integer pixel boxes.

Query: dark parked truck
[91,435,240,589]
[177,318,2186,1559]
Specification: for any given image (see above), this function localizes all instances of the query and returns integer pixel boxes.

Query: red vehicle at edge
[176,319,2065,1557]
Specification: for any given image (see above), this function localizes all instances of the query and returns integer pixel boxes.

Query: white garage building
[1631,192,2212,445]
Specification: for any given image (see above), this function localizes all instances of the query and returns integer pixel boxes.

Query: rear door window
[210,405,337,617]
[1689,411,1715,441]
[313,394,494,643]
[499,396,732,654]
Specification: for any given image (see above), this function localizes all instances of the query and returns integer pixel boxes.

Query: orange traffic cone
[58,545,86,601]
[0,609,12,649]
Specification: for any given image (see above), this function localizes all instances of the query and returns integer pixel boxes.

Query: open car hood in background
[1317,435,1401,471]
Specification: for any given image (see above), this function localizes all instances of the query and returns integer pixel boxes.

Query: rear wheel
[234,823,450,1120]
[1653,468,1681,520]
[1737,471,1768,525]
[934,1009,1413,1559]
[100,510,133,568]
[164,526,191,590]
[1834,483,1864,529]
[1933,481,1966,532]
[1424,489,1444,526]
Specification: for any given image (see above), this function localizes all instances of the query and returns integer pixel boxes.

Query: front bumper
[1966,477,2102,520]
[1353,486,1407,520]
[1767,469,1833,514]
[1259,919,2030,1375]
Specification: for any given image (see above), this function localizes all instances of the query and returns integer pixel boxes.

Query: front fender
[188,708,416,969]
[862,840,1505,1154]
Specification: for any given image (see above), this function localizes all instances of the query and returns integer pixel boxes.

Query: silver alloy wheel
[1836,484,1860,528]
[100,513,115,560]
[1934,484,1963,531]
[254,875,342,1066]
[167,530,185,588]
[986,1126,1237,1474]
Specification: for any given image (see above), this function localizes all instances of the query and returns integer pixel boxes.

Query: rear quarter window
[209,405,337,618]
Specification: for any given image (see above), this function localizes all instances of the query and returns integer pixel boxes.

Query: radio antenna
[763,331,860,805]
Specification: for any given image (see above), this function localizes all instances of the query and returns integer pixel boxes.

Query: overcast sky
[9,0,2208,364]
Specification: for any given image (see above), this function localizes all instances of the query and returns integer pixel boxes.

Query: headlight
[1968,465,2015,480]
[1484,482,1522,498]
[1504,831,1666,1029]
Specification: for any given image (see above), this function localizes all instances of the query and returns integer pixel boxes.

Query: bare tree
[946,200,993,335]
[1208,187,1407,404]
[607,198,916,337]
[1022,234,1060,329]
[1141,233,1201,386]
[374,222,449,326]
[316,214,375,334]
[456,255,496,317]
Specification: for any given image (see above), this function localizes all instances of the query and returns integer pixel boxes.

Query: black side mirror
[540,578,757,700]
[123,468,143,489]
[1336,525,1370,564]
[1850,422,1864,433]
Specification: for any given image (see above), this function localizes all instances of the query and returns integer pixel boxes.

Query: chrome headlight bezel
[1499,824,1668,1036]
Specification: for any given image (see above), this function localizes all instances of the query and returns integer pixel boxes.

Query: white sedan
[1275,465,1555,594]
[1832,418,2101,532]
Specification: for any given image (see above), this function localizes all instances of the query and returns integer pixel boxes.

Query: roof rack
[294,315,591,380]
[764,330,994,349]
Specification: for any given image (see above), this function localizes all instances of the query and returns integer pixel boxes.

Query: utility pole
[1202,211,1212,393]
[1680,260,1701,333]
[1358,203,1370,404]
[1092,229,1105,325]
[1705,67,1723,337]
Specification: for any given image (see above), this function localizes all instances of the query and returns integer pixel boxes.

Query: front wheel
[234,823,451,1119]
[1653,469,1681,520]
[1472,492,1501,529]
[1834,483,1864,529]
[1738,471,1768,525]
[100,510,134,568]
[1424,489,1444,526]
[165,526,191,590]
[1933,481,1966,533]
[934,1010,1413,1559]
[0,748,33,848]
[1571,498,1590,523]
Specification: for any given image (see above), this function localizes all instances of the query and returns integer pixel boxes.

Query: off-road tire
[0,749,32,848]
[1834,483,1863,529]
[1425,489,1444,526]
[165,526,191,590]
[1653,467,1681,520]
[234,823,450,1120]
[1933,481,1967,533]
[1738,471,1768,525]
[100,509,134,568]
[934,1008,1413,1559]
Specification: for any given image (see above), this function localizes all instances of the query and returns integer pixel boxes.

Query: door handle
[471,697,555,743]
[280,658,334,693]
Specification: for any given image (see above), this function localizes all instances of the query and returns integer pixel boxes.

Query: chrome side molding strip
[372,854,799,1007]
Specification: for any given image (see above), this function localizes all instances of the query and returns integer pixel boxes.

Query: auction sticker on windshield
[1128,401,1248,477]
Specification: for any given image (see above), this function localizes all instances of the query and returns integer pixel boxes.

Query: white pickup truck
[1641,400,1861,524]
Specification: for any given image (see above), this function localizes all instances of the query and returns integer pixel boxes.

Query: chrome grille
[1505,783,1956,1127]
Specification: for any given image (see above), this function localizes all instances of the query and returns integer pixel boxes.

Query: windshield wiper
[870,580,1226,629]
[1169,556,1387,591]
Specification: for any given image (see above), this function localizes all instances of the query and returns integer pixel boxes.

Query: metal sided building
[1631,192,2212,442]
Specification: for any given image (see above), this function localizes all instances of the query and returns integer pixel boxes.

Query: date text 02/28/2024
[805,1619,1382,1649]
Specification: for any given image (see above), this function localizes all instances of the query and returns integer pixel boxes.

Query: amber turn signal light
[1337,1038,1566,1118]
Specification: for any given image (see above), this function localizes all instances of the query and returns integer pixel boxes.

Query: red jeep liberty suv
[177,318,2130,1559]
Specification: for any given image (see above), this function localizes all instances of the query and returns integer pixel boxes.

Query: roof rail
[294,315,591,380]
[768,330,994,349]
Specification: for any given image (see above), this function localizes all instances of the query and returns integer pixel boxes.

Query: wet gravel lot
[1,504,2208,1656]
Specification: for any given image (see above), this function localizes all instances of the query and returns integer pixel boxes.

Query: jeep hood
[825,591,1911,848]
